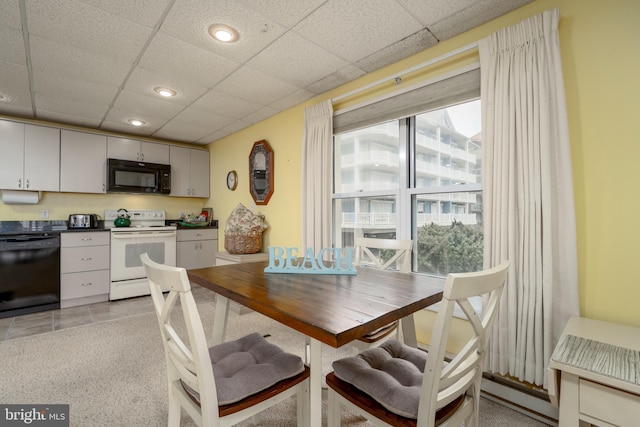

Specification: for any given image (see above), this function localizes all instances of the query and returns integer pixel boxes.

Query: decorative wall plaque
[249,139,274,205]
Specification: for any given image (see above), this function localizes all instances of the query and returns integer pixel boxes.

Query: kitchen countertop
[166,219,218,229]
[0,219,218,235]
[0,220,74,235]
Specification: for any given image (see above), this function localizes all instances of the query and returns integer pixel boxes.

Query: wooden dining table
[187,260,444,427]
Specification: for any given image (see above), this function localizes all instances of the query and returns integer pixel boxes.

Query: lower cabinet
[176,228,218,269]
[214,251,269,266]
[60,231,110,308]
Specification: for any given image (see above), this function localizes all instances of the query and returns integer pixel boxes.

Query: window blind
[333,67,480,134]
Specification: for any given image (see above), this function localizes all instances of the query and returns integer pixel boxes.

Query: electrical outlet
[41,209,49,219]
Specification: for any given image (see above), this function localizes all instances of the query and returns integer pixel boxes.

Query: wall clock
[248,139,274,205]
[226,170,238,190]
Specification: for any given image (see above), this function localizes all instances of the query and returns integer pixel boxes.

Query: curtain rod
[331,42,478,104]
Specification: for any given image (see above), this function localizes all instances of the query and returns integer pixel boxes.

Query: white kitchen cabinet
[0,120,60,191]
[176,228,218,270]
[170,146,210,197]
[60,130,107,193]
[60,231,110,308]
[107,136,169,164]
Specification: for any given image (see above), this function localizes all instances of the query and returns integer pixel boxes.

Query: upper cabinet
[170,146,210,197]
[0,120,60,191]
[107,137,169,164]
[60,130,107,194]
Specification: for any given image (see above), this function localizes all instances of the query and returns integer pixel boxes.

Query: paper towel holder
[1,190,42,205]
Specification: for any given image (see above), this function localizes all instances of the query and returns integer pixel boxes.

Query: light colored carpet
[0,300,548,426]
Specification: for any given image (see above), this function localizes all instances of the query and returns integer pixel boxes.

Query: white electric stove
[105,209,176,300]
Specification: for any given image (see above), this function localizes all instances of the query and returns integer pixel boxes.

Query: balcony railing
[340,151,399,168]
[340,212,478,228]
[415,133,477,164]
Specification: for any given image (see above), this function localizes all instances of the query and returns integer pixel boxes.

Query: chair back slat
[141,253,310,426]
[416,261,510,426]
[354,237,413,273]
[141,253,221,420]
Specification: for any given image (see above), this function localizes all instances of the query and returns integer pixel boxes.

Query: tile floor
[0,284,217,341]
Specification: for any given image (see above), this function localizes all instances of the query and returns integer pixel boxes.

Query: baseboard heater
[481,372,559,426]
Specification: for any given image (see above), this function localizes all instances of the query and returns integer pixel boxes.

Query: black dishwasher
[0,234,60,318]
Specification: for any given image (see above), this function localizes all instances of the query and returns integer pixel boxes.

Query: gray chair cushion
[184,332,305,406]
[332,339,427,419]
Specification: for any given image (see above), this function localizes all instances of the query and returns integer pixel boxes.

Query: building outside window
[333,99,482,277]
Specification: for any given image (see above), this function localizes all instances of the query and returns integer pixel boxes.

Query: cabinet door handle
[81,282,93,287]
[81,238,93,241]
[18,178,22,188]
[81,257,93,261]
[26,179,30,188]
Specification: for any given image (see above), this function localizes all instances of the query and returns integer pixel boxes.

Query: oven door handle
[111,230,176,238]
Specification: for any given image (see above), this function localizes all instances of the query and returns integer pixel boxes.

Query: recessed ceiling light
[128,119,145,127]
[154,87,176,97]
[208,24,239,42]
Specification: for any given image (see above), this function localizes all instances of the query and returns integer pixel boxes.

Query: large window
[333,99,482,277]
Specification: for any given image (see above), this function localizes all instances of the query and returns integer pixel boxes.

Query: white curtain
[479,8,579,388]
[301,100,333,255]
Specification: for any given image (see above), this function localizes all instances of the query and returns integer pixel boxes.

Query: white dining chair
[352,238,413,351]
[140,253,310,427]
[326,261,510,427]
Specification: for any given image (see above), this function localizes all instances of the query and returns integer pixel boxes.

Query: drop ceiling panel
[396,0,478,27]
[215,66,299,106]
[243,106,281,126]
[36,110,101,128]
[238,0,326,28]
[172,107,235,131]
[78,0,174,29]
[355,28,439,73]
[270,89,316,111]
[138,32,240,89]
[101,119,165,137]
[429,0,533,41]
[0,0,21,29]
[35,93,108,121]
[190,90,263,120]
[32,72,119,107]
[153,119,219,143]
[0,61,31,110]
[197,129,230,144]
[221,118,252,135]
[246,31,350,88]
[294,0,424,62]
[29,36,131,87]
[160,0,287,64]
[306,65,366,95]
[111,90,184,120]
[125,67,209,107]
[0,26,26,65]
[102,108,169,133]
[26,0,152,63]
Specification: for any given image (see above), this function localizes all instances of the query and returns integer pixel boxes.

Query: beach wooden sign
[264,246,356,275]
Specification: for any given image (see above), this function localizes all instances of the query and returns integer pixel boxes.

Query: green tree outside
[415,220,483,276]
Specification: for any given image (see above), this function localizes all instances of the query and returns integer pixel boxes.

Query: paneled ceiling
[0,0,533,145]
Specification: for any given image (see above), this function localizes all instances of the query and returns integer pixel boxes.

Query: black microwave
[107,158,171,194]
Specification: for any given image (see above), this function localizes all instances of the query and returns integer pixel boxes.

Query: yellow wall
[209,0,640,332]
